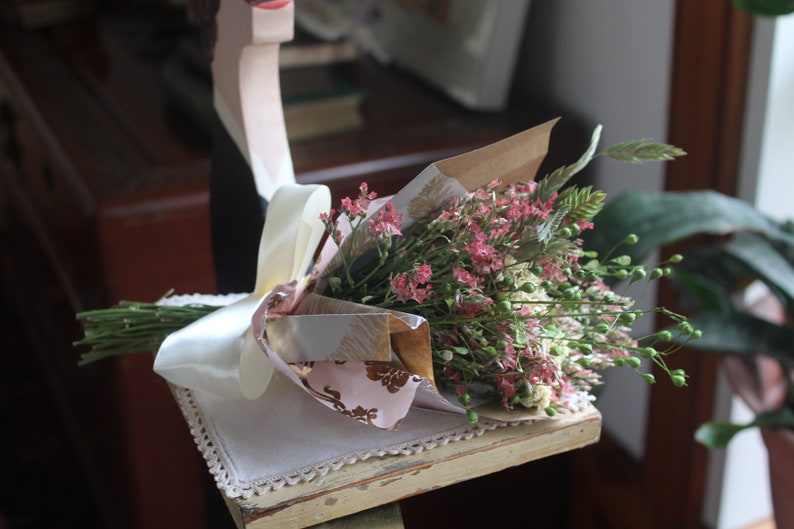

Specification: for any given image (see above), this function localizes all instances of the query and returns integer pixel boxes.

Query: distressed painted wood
[223,406,601,528]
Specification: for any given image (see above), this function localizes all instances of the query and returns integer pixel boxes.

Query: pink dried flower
[391,263,433,304]
[340,183,378,218]
[369,202,403,238]
[452,267,479,289]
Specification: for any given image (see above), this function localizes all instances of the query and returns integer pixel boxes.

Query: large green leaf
[686,310,794,367]
[670,233,794,321]
[732,0,794,16]
[584,191,794,264]
[695,407,794,450]
[671,269,734,313]
[722,233,794,313]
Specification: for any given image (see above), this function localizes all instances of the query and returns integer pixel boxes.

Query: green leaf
[583,190,794,265]
[671,269,733,313]
[694,421,749,449]
[685,310,794,367]
[557,186,606,222]
[602,139,686,163]
[732,0,794,16]
[722,233,794,311]
[696,407,794,449]
[536,125,601,201]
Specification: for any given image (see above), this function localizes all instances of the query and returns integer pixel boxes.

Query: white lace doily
[161,293,531,499]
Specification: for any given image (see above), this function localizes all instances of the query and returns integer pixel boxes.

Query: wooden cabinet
[0,7,580,529]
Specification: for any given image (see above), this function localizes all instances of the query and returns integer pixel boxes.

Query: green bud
[641,373,656,384]
[585,271,600,283]
[671,375,687,387]
[564,288,580,299]
[577,357,592,368]
[624,234,639,245]
[618,312,636,325]
[613,357,626,367]
[690,329,703,339]
[593,323,611,334]
[544,407,557,417]
[459,393,471,406]
[466,408,479,424]
[676,321,694,334]
[327,276,342,291]
[439,349,454,362]
[626,356,642,369]
[662,267,672,276]
[482,346,498,356]
[612,255,632,266]
[552,345,566,356]
[614,269,629,280]
[638,347,657,358]
[579,343,594,355]
[503,275,515,287]
[650,268,664,280]
[519,281,536,294]
[560,227,573,238]
[656,330,673,341]
[670,368,686,377]
[603,292,620,304]
[497,299,513,314]
[668,253,684,263]
[531,264,545,276]
[631,268,647,282]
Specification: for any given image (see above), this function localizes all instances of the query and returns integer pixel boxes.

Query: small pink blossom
[340,182,378,218]
[369,202,403,239]
[415,263,432,283]
[453,267,479,289]
[390,263,433,304]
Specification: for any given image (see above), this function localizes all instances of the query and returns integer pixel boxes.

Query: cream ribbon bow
[153,183,331,399]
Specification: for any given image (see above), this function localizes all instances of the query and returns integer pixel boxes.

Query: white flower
[519,383,552,409]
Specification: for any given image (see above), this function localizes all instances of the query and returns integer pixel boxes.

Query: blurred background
[0,1,791,527]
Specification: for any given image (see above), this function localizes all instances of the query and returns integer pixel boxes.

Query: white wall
[514,0,675,459]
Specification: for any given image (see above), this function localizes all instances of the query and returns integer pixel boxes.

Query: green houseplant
[732,0,794,16]
[583,189,794,524]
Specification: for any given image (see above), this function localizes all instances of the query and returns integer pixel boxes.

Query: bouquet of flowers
[75,121,696,427]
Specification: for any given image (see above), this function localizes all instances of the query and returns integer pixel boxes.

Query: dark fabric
[209,111,268,294]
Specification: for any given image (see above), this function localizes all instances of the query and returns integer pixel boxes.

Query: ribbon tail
[153,295,274,400]
[153,183,331,400]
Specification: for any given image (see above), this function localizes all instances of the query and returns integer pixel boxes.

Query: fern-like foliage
[536,207,569,244]
[602,139,686,163]
[535,125,602,202]
[557,186,607,223]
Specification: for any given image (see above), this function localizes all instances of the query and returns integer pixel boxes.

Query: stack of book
[159,19,365,144]
[279,25,365,142]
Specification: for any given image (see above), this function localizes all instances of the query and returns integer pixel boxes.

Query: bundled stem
[74,300,219,365]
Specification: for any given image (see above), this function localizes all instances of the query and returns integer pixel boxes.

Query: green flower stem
[74,301,219,365]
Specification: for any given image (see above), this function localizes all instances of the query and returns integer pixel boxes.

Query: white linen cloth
[172,369,516,499]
